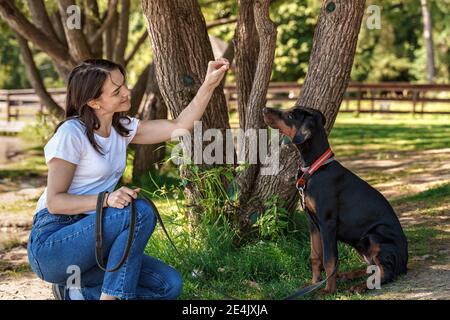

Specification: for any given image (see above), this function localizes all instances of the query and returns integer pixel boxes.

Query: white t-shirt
[35,116,140,215]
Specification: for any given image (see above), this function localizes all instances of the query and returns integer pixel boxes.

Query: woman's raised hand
[204,57,230,89]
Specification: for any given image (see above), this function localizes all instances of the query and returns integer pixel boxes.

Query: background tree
[420,0,435,84]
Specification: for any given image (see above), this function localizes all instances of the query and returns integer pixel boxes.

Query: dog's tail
[356,232,408,284]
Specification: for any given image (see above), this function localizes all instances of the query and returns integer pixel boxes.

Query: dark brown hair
[54,59,132,155]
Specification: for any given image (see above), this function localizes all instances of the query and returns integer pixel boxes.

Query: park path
[0,148,449,300]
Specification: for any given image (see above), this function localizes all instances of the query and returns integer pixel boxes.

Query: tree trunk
[235,0,277,230]
[420,0,435,84]
[240,0,366,233]
[132,64,168,182]
[296,0,366,134]
[142,0,232,222]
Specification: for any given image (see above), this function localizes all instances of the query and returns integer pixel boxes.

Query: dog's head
[262,106,326,145]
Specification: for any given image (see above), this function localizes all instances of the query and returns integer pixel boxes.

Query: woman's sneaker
[52,284,68,300]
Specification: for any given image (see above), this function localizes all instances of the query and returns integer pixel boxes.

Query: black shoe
[52,284,69,300]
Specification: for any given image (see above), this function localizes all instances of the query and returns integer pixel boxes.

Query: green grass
[140,113,450,300]
[2,112,449,299]
[144,200,367,299]
[330,114,450,157]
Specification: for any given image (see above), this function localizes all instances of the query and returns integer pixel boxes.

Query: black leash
[94,190,338,299]
[138,192,240,300]
[95,191,137,272]
[138,191,338,300]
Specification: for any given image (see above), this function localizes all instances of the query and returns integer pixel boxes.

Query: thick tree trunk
[241,0,366,233]
[296,0,366,134]
[142,0,229,129]
[420,0,435,84]
[142,0,232,223]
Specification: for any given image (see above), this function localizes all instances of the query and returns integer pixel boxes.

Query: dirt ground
[0,148,449,300]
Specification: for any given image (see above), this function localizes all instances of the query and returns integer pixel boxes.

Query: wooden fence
[1,83,450,122]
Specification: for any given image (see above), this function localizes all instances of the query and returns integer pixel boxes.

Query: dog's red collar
[296,148,334,190]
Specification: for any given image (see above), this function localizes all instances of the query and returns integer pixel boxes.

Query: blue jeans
[27,198,183,300]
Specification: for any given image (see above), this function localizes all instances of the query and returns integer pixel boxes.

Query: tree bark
[242,0,366,234]
[16,35,65,118]
[57,0,92,62]
[420,0,435,84]
[235,0,259,131]
[142,0,230,130]
[296,0,366,134]
[132,64,168,182]
[235,0,277,229]
[84,0,103,58]
[49,10,69,49]
[26,0,60,44]
[142,0,232,223]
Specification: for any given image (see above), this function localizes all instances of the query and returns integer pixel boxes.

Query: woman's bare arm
[46,158,106,215]
[46,158,140,215]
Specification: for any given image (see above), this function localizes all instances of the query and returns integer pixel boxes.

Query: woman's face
[91,69,131,113]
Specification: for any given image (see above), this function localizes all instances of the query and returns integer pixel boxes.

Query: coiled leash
[95,191,137,272]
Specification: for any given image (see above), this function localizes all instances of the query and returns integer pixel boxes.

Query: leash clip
[298,186,305,210]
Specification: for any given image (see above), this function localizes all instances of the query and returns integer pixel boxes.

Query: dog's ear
[294,106,326,127]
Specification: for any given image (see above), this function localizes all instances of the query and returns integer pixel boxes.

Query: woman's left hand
[204,58,230,89]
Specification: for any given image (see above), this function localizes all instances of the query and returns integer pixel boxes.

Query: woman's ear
[87,99,100,110]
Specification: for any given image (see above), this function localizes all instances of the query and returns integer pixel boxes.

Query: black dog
[263,106,408,293]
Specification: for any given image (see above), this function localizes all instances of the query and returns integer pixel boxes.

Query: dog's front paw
[321,286,336,295]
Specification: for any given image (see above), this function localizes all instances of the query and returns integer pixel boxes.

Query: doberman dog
[263,106,408,294]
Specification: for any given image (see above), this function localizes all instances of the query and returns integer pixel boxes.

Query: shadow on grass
[395,183,450,203]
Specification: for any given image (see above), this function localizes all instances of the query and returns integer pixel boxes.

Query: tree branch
[16,35,65,118]
[0,0,75,72]
[57,0,92,62]
[49,10,68,48]
[26,0,60,43]
[124,30,148,67]
[113,0,130,65]
[206,17,237,29]
[89,0,119,46]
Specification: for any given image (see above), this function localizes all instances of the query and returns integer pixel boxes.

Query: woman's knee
[134,199,157,231]
[164,269,183,299]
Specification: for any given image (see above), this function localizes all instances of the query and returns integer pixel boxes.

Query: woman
[27,58,229,300]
